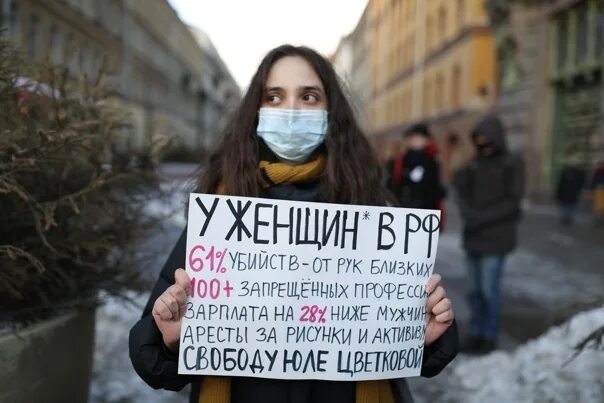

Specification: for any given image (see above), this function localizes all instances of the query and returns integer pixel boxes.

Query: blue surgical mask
[256,108,328,163]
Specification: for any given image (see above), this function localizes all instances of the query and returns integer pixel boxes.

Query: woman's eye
[303,94,318,103]
[267,95,281,103]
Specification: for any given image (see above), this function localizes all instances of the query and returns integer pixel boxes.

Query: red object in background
[425,140,439,158]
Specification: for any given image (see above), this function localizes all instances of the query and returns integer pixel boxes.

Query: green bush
[0,37,160,325]
[160,141,208,163]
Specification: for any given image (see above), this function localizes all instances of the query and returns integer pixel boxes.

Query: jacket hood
[471,115,507,153]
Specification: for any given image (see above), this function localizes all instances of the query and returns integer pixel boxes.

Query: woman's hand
[424,273,454,346]
[152,268,191,352]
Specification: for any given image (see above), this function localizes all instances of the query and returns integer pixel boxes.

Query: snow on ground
[142,181,190,228]
[444,305,604,403]
[89,291,190,403]
[411,305,604,403]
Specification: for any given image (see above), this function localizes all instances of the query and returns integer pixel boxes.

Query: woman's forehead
[266,56,323,90]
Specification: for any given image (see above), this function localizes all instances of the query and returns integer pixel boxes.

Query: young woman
[129,45,458,403]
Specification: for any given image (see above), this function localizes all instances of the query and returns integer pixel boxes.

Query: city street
[4,1,603,402]
[90,164,604,402]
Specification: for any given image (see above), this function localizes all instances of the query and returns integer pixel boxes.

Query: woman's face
[261,56,327,111]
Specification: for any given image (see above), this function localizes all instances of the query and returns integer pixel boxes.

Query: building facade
[332,5,371,131]
[367,0,497,162]
[189,26,239,152]
[488,0,604,198]
[0,0,239,155]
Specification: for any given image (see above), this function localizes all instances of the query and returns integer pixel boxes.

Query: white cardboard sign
[178,193,441,381]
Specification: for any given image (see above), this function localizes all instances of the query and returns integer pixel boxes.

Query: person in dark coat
[385,123,446,211]
[453,115,525,354]
[129,45,459,403]
[555,156,587,225]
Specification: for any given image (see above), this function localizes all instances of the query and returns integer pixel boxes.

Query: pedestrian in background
[555,155,587,226]
[453,115,525,354]
[129,44,458,403]
[442,131,461,182]
[590,160,604,225]
[385,123,446,225]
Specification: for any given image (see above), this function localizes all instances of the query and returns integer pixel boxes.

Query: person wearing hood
[385,123,446,213]
[453,115,525,354]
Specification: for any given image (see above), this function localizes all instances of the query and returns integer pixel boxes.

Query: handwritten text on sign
[178,194,441,381]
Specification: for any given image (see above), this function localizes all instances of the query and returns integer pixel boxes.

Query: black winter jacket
[453,116,525,256]
[385,150,445,210]
[129,180,459,403]
[556,165,586,204]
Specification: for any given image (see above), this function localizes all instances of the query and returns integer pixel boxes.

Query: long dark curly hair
[196,44,392,206]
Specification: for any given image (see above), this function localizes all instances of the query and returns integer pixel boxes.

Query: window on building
[438,6,447,43]
[556,15,568,71]
[67,33,79,72]
[391,48,397,79]
[92,47,102,75]
[554,1,604,74]
[81,0,94,19]
[499,37,519,90]
[49,25,63,64]
[406,38,411,68]
[576,3,588,64]
[398,42,404,71]
[402,38,407,68]
[427,16,434,51]
[451,65,461,109]
[596,1,603,59]
[2,0,20,37]
[0,1,4,33]
[405,89,411,121]
[28,13,40,58]
[435,73,444,112]
[409,0,415,21]
[423,79,432,115]
[457,0,465,30]
[79,43,89,75]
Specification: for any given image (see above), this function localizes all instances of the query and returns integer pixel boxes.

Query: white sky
[167,0,369,91]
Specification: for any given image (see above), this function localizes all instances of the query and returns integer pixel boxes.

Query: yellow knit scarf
[198,378,394,403]
[198,155,393,403]
[257,154,326,188]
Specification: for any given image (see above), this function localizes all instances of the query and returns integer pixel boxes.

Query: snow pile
[450,306,604,403]
[89,292,189,403]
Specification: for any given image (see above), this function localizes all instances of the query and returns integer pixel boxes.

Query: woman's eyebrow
[299,85,324,94]
[265,86,284,92]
